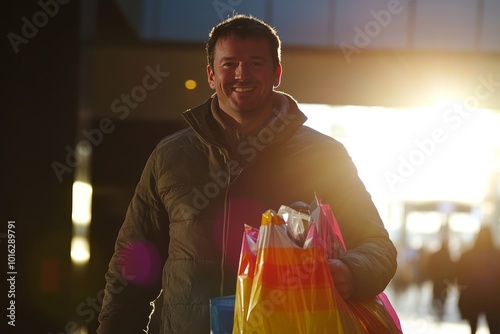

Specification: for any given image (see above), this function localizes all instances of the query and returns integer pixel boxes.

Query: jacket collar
[182,91,308,153]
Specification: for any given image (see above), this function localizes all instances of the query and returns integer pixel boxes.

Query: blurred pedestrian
[456,226,500,334]
[426,237,456,320]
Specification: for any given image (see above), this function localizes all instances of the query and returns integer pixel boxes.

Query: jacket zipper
[219,149,243,296]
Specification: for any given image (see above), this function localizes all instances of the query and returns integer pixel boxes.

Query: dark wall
[4,1,186,332]
[4,1,79,332]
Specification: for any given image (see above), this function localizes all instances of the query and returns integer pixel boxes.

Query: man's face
[207,35,282,119]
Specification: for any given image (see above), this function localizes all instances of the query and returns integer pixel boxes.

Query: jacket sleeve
[319,141,398,301]
[97,149,169,333]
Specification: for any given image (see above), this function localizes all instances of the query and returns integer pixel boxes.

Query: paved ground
[387,282,490,334]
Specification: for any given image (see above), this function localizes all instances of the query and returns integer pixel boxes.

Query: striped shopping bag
[233,210,367,334]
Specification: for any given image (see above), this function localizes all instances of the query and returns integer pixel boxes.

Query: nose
[235,62,249,80]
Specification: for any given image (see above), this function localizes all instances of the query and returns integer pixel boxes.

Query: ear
[207,65,216,89]
[274,64,282,88]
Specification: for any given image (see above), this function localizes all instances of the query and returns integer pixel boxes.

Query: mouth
[233,86,255,93]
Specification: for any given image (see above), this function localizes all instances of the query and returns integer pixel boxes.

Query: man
[97,14,397,333]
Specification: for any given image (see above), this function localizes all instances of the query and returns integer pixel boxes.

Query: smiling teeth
[234,87,254,92]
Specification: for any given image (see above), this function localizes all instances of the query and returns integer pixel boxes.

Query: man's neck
[217,108,274,135]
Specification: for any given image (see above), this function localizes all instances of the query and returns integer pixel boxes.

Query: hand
[327,259,354,300]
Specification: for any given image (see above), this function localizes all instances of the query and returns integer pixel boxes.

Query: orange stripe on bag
[258,256,334,289]
[257,245,324,265]
[247,284,338,313]
[233,202,402,334]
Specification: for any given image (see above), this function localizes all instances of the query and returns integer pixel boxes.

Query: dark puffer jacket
[97,92,397,333]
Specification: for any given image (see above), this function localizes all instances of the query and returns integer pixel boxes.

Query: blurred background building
[4,0,500,333]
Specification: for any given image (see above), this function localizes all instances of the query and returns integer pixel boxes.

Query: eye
[222,62,236,69]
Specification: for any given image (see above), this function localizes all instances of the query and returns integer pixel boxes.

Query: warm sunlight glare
[300,104,500,205]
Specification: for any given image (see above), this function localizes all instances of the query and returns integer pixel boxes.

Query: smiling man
[97,14,398,333]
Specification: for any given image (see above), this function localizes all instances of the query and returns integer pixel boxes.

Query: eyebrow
[218,56,267,63]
